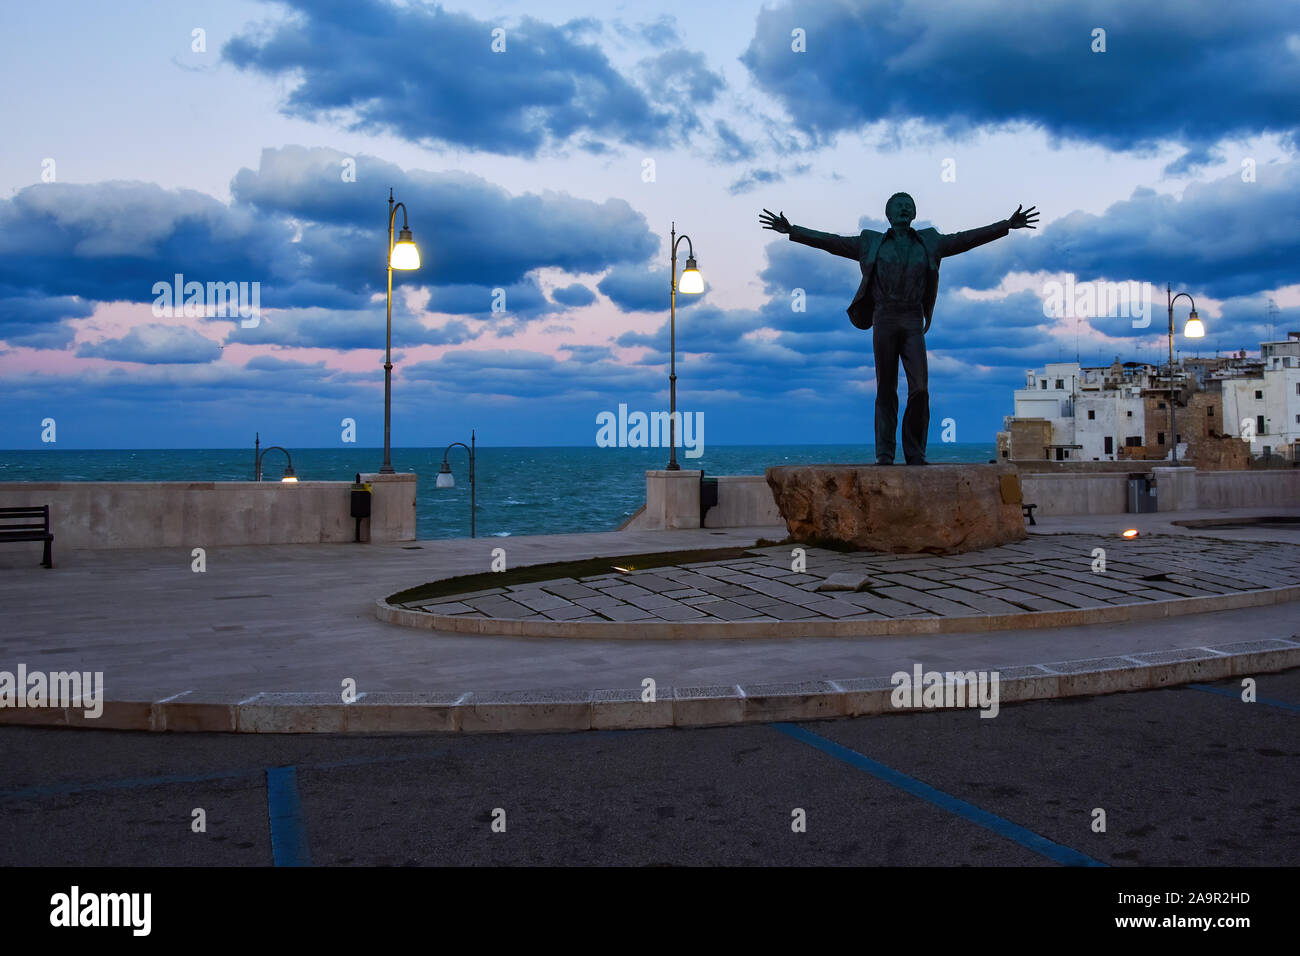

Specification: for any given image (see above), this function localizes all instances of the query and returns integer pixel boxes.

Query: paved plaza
[0,509,1297,731]
[397,533,1300,626]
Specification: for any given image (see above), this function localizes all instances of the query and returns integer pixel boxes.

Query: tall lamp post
[382,188,421,473]
[666,222,704,470]
[435,430,476,538]
[1166,284,1205,464]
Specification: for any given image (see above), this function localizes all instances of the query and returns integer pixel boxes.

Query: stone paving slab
[387,532,1300,639]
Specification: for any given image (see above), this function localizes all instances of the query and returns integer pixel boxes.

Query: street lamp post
[382,188,421,474]
[254,433,297,482]
[435,430,476,538]
[1166,284,1205,465]
[666,222,704,470]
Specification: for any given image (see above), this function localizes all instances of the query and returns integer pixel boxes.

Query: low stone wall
[629,466,1297,529]
[704,476,783,528]
[1019,473,1129,516]
[1198,470,1300,509]
[0,473,416,550]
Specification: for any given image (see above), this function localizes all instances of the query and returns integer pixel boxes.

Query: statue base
[765,463,1027,555]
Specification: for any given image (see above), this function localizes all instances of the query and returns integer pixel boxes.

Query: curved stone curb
[375,584,1300,640]
[2,639,1296,734]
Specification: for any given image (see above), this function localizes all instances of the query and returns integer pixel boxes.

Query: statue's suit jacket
[789,220,1009,332]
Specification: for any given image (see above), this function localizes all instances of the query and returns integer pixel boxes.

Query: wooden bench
[1022,503,1038,526]
[0,506,54,568]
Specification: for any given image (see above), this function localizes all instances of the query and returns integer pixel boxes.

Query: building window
[1295,383,1299,396]
[1040,380,1047,389]
[1104,436,1114,454]
[1157,402,1166,410]
[1157,432,1165,445]
[1055,379,1064,389]
[1126,411,1133,418]
[1255,390,1263,399]
[1257,415,1266,434]
[1207,406,1214,417]
[1087,409,1095,420]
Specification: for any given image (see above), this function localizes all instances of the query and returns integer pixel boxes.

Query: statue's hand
[1007,204,1039,230]
[759,208,791,234]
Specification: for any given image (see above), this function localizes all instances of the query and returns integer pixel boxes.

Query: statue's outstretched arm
[761,208,861,259]
[937,204,1038,259]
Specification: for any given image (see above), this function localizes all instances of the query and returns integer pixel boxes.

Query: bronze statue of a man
[761,195,1037,465]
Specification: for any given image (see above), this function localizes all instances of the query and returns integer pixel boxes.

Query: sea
[0,444,996,540]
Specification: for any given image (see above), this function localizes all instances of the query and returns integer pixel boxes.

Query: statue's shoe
[906,458,929,466]
[875,457,895,465]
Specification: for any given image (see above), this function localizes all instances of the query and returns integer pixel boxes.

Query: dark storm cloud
[0,147,658,350]
[231,146,658,290]
[224,0,719,156]
[76,324,224,364]
[551,283,597,307]
[741,0,1300,172]
[598,264,709,312]
[0,291,93,348]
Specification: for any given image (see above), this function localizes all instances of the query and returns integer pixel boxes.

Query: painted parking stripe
[1188,684,1300,713]
[773,723,1105,867]
[0,747,456,803]
[265,766,311,867]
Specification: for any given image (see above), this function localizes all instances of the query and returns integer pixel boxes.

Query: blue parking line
[772,723,1106,867]
[265,766,311,867]
[1188,684,1300,713]
[0,747,454,802]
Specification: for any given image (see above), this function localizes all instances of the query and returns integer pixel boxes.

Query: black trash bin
[700,473,719,527]
[1127,473,1157,513]
[350,473,372,541]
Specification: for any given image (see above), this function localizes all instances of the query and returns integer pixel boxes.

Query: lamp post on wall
[382,188,421,474]
[435,430,475,537]
[666,222,704,470]
[1166,284,1205,464]
[254,433,297,482]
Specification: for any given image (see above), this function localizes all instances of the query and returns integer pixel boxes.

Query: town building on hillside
[1218,332,1300,458]
[996,333,1300,465]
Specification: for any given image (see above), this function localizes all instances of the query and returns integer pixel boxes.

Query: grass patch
[388,546,762,607]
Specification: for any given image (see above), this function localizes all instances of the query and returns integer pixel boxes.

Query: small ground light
[1121,528,1139,538]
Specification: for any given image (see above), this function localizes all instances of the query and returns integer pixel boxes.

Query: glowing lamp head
[1121,528,1139,539]
[1184,310,1204,339]
[435,461,455,488]
[390,226,420,270]
[678,256,704,294]
[280,464,298,483]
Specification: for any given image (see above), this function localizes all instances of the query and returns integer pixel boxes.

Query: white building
[1004,360,1149,461]
[1219,332,1300,457]
[1001,333,1300,462]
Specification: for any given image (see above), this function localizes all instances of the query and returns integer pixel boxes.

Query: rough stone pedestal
[765,463,1026,554]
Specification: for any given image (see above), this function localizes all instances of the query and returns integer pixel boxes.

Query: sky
[1,0,1298,450]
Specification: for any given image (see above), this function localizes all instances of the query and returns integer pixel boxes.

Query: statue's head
[885,192,916,229]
